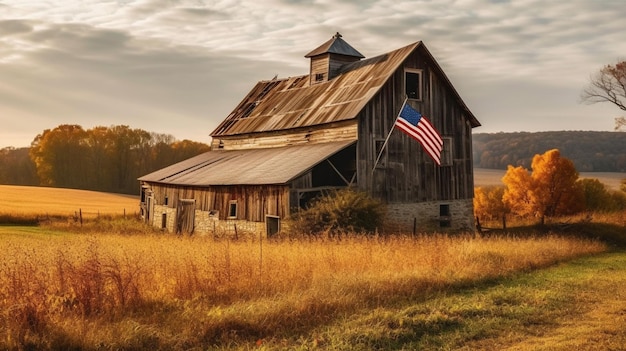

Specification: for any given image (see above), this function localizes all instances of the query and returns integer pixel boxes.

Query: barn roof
[138,140,355,186]
[211,41,480,137]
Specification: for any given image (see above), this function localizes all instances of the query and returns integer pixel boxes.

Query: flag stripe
[394,103,443,165]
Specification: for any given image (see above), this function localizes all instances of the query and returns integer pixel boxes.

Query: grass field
[0,185,138,217]
[0,226,610,350]
[0,184,625,349]
[474,168,626,189]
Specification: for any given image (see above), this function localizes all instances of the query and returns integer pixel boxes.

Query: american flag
[394,103,443,165]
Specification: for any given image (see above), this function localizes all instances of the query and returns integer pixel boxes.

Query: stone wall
[151,204,265,238]
[385,199,475,233]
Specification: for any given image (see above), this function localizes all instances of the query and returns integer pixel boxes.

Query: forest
[0,124,209,194]
[473,131,626,172]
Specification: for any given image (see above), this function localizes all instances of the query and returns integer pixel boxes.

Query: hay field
[474,168,626,189]
[0,185,138,217]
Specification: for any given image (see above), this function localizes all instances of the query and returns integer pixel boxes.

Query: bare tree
[581,60,626,130]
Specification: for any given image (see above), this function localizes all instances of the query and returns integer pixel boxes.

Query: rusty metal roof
[211,41,480,137]
[138,140,355,186]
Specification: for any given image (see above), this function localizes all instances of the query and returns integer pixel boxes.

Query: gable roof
[211,41,480,137]
[138,140,355,186]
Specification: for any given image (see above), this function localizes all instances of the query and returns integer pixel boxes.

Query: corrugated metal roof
[139,140,355,186]
[211,41,480,137]
[212,42,419,137]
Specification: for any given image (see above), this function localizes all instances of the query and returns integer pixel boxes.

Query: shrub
[289,189,385,236]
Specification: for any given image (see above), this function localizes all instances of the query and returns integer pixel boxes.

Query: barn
[138,33,481,235]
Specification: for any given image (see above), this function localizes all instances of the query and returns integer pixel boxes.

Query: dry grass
[0,228,607,349]
[0,185,138,218]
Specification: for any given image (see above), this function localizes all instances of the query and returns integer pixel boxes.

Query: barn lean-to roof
[138,140,355,186]
[211,41,479,137]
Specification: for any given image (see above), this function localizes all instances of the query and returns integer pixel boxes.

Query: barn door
[176,199,195,234]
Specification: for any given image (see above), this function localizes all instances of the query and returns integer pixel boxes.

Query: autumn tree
[473,185,509,228]
[581,60,626,130]
[503,149,582,224]
[0,147,38,185]
[30,124,89,188]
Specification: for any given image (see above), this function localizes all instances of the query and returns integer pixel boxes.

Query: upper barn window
[405,69,422,100]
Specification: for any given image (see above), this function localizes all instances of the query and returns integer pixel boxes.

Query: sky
[0,0,625,148]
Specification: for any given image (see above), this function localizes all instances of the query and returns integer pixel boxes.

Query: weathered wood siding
[357,46,474,203]
[211,121,357,150]
[145,183,290,221]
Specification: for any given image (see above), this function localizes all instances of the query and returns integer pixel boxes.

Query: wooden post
[79,209,83,227]
[412,217,417,236]
[476,216,482,234]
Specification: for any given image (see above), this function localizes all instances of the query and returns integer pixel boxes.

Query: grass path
[303,251,626,350]
[496,252,626,351]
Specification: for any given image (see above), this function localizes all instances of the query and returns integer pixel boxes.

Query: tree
[29,125,89,188]
[577,178,614,212]
[474,185,509,228]
[581,60,626,130]
[503,149,582,224]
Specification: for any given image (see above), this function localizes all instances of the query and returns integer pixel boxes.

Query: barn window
[315,73,325,82]
[164,195,169,206]
[404,69,422,100]
[441,137,453,166]
[228,200,238,219]
[161,213,167,229]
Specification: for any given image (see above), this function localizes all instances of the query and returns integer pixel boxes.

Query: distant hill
[473,131,626,172]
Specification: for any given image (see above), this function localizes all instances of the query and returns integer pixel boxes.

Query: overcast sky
[1,0,624,148]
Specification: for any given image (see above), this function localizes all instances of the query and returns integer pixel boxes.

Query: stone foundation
[385,199,475,233]
[149,199,475,236]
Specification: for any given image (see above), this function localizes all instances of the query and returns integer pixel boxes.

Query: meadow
[0,184,625,349]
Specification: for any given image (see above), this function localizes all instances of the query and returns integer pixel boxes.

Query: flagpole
[371,97,408,175]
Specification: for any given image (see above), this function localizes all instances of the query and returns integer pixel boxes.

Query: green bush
[290,189,386,236]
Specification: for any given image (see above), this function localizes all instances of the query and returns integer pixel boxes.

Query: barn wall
[357,46,475,204]
[144,183,290,222]
[150,203,268,237]
[211,121,357,150]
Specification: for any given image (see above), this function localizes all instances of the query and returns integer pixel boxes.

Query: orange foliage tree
[502,149,583,224]
[473,185,509,228]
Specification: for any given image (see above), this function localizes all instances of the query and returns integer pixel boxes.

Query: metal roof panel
[139,140,356,186]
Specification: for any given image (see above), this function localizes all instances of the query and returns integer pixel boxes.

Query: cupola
[305,32,364,85]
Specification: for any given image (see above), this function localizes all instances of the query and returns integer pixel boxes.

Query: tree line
[473,131,626,172]
[0,124,209,194]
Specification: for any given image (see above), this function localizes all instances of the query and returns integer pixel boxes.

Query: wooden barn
[138,33,481,235]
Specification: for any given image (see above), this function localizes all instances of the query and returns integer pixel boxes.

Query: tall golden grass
[0,228,606,349]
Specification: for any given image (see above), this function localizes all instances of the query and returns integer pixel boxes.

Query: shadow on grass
[480,222,626,248]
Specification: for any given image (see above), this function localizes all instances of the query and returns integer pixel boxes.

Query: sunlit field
[0,185,138,217]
